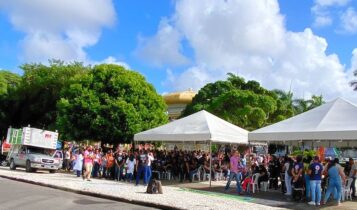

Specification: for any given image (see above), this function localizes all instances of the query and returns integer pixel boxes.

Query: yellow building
[163,89,196,119]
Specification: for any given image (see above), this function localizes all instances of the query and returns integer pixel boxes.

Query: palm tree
[351,69,357,91]
[293,95,324,114]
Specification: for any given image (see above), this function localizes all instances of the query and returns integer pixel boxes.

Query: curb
[0,174,183,210]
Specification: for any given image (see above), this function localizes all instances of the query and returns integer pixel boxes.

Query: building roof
[163,89,196,104]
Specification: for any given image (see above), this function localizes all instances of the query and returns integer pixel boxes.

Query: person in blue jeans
[307,156,323,206]
[136,150,149,186]
[225,150,240,192]
[235,161,244,194]
[323,158,346,206]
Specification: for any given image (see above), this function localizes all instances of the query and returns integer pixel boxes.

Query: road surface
[0,177,159,210]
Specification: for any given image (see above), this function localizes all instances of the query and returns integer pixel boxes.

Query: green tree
[293,95,324,114]
[0,60,89,135]
[351,69,357,91]
[57,64,168,144]
[182,73,282,130]
[0,71,21,135]
[269,89,294,122]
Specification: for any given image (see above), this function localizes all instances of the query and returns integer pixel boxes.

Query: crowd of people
[61,144,357,206]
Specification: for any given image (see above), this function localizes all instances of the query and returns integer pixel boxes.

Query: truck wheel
[49,170,56,174]
[26,160,33,172]
[9,159,16,170]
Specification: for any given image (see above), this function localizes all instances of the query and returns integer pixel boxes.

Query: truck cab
[8,145,60,173]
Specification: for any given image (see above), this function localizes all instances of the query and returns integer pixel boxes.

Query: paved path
[0,167,286,210]
[0,177,157,210]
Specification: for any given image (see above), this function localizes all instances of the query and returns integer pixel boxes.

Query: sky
[1,0,357,102]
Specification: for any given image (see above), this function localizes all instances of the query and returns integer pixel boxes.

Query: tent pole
[209,140,212,188]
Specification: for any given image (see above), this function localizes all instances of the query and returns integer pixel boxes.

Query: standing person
[63,148,71,171]
[92,149,101,178]
[126,154,136,182]
[347,158,357,198]
[136,150,149,186]
[292,155,304,190]
[283,156,293,196]
[106,150,115,179]
[224,150,240,192]
[304,156,313,200]
[323,158,346,206]
[147,151,155,181]
[307,156,323,206]
[83,146,94,181]
[114,150,125,181]
[73,149,83,177]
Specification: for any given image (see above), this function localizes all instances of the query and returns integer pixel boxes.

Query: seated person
[258,165,269,189]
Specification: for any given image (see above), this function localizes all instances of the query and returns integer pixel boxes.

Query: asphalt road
[0,177,159,210]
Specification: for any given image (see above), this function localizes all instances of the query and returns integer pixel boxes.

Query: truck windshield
[27,147,46,155]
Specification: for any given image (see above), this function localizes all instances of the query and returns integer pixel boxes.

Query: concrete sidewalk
[0,167,287,210]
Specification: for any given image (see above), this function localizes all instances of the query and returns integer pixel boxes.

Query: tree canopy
[182,73,323,130]
[57,64,168,143]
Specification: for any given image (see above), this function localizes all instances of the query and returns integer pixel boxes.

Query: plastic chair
[342,178,353,201]
[214,169,223,181]
[192,166,202,182]
[203,169,211,181]
[248,173,260,193]
[261,181,269,192]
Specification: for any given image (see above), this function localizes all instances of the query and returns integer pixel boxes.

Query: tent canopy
[249,98,357,144]
[134,110,248,144]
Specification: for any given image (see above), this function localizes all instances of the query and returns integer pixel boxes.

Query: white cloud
[144,0,357,102]
[135,18,190,67]
[314,0,351,7]
[94,56,130,69]
[311,0,351,28]
[0,0,116,63]
[313,14,333,27]
[163,66,214,92]
[340,7,357,33]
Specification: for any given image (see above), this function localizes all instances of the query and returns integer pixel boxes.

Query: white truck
[6,126,61,173]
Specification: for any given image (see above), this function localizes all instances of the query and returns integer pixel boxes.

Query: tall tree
[6,60,89,131]
[0,71,21,136]
[351,69,357,91]
[182,73,282,130]
[293,95,324,114]
[57,64,168,144]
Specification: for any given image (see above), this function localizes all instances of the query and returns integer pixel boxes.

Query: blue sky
[1,0,357,102]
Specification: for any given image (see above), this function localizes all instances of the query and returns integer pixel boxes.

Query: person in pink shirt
[225,150,241,192]
[83,146,94,181]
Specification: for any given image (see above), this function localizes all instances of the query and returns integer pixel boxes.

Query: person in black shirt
[258,165,269,190]
[269,155,281,190]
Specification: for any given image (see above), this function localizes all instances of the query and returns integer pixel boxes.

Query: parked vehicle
[6,126,61,173]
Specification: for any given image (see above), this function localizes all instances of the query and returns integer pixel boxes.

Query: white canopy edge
[249,130,357,141]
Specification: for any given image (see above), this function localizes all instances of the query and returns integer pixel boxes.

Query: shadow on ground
[159,179,357,210]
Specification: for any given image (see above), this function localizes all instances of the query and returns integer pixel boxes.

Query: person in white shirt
[126,154,136,182]
[147,152,155,180]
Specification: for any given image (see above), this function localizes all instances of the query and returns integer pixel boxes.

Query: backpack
[287,161,294,177]
[146,179,163,194]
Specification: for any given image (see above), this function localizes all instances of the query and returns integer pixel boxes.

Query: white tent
[134,110,248,144]
[134,110,248,187]
[249,98,357,147]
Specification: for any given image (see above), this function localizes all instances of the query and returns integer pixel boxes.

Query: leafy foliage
[183,74,285,130]
[351,69,357,91]
[57,64,168,143]
[183,73,323,130]
[293,95,324,114]
[7,60,89,132]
